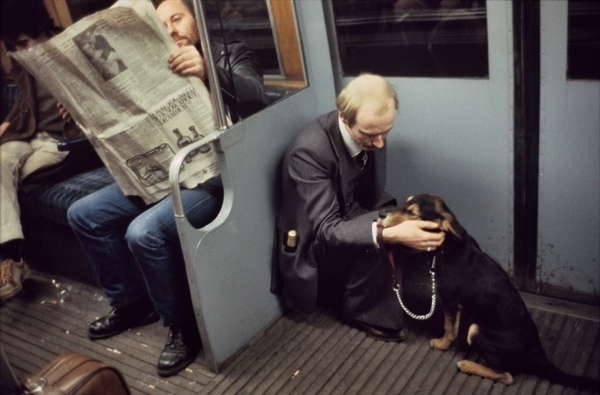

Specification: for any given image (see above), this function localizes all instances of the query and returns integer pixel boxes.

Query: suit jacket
[272,111,395,312]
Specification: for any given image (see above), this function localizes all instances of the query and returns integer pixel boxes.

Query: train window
[204,0,306,92]
[205,0,278,76]
[567,0,600,80]
[331,0,489,78]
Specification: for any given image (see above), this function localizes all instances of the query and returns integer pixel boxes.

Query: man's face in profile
[156,0,200,48]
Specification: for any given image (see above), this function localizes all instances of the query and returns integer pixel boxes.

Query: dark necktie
[355,150,367,169]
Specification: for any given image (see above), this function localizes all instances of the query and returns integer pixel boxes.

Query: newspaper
[11,0,219,204]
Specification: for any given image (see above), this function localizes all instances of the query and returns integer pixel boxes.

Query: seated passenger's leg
[0,141,33,301]
[125,175,223,377]
[19,131,68,179]
[125,175,223,326]
[67,183,158,339]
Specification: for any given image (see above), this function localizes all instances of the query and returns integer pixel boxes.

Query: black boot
[88,296,159,340]
[156,323,201,377]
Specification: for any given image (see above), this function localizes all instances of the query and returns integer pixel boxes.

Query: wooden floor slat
[1,271,598,395]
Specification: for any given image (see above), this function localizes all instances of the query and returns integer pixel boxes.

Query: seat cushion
[33,167,114,226]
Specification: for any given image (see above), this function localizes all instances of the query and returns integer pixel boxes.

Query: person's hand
[57,102,73,123]
[168,45,207,81]
[380,219,445,251]
[0,121,9,137]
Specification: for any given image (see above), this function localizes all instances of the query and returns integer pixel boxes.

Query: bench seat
[19,167,113,286]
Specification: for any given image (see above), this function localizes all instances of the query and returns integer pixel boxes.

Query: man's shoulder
[295,110,335,138]
[309,110,338,132]
[287,111,338,156]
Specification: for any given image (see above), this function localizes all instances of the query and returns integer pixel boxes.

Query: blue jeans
[67,176,223,327]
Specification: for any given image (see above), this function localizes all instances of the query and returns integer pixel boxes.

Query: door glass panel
[331,0,488,78]
[203,0,307,110]
[204,0,279,76]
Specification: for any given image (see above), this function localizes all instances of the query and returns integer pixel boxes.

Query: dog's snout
[379,207,397,220]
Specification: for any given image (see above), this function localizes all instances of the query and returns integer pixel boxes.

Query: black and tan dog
[379,194,599,391]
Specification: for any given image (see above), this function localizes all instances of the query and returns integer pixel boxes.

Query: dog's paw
[430,338,451,350]
[497,372,513,385]
[457,360,513,385]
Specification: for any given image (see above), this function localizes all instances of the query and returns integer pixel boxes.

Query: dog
[379,194,599,391]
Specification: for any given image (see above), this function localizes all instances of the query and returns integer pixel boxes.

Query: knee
[67,197,90,230]
[125,220,144,251]
[125,218,164,253]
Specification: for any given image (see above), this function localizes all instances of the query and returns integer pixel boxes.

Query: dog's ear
[436,199,467,240]
[440,213,464,239]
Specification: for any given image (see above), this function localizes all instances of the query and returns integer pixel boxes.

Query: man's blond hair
[336,73,398,127]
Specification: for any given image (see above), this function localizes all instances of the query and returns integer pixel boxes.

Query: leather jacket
[210,40,267,122]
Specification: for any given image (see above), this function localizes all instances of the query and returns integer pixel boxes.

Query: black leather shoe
[349,319,409,342]
[89,304,159,340]
[157,324,201,377]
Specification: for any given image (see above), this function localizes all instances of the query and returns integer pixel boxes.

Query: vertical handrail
[170,0,230,217]
[190,0,229,130]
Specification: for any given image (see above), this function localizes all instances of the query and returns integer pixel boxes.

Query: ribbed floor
[1,271,598,395]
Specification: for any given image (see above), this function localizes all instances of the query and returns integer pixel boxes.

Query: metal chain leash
[392,254,437,320]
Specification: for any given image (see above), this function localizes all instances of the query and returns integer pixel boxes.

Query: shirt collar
[338,116,362,158]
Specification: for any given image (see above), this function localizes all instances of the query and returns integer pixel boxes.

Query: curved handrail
[169,132,223,218]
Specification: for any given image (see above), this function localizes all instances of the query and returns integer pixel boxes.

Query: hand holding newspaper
[12,0,219,204]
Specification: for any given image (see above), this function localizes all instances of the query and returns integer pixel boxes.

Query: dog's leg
[456,360,513,385]
[458,325,513,384]
[430,309,461,350]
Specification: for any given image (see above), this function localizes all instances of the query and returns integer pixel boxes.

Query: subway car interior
[1,0,599,394]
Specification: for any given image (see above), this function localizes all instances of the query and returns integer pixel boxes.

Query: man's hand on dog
[377,218,445,251]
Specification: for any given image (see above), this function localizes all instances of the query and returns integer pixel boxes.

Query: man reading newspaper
[13,0,267,377]
[76,0,267,377]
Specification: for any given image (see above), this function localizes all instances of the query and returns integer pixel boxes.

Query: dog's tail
[536,361,599,392]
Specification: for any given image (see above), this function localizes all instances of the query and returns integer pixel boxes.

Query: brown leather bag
[20,353,131,395]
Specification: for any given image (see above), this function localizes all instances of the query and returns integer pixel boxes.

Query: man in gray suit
[273,74,445,341]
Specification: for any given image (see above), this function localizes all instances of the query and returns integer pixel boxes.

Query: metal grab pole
[190,0,229,131]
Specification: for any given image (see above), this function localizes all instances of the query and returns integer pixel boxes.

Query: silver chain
[392,255,437,320]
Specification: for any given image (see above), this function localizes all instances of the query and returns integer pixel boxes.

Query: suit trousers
[313,211,405,331]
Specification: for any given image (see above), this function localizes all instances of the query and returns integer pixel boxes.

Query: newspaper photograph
[11,0,219,204]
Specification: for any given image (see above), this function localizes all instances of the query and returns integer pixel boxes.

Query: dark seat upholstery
[19,167,113,286]
[23,167,113,227]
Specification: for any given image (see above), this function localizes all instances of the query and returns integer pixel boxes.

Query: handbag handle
[21,377,65,395]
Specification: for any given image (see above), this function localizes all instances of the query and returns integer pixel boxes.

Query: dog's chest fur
[436,236,534,332]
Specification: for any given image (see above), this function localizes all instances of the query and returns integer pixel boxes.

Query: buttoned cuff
[372,221,379,248]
